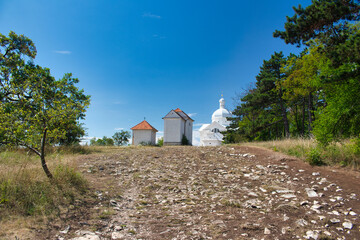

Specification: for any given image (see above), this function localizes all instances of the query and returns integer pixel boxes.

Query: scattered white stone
[311,204,322,210]
[336,227,344,231]
[259,187,267,193]
[293,177,299,181]
[60,225,70,234]
[330,218,340,224]
[335,196,343,201]
[112,232,126,239]
[330,198,336,202]
[283,214,289,221]
[281,194,296,199]
[305,188,319,198]
[319,216,325,220]
[349,211,357,216]
[342,222,353,229]
[299,169,305,173]
[300,201,309,206]
[312,172,320,176]
[248,191,258,197]
[72,230,100,240]
[324,231,332,236]
[296,219,308,227]
[305,230,319,240]
[264,227,271,235]
[332,211,340,215]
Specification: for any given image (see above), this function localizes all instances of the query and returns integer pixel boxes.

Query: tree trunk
[308,92,314,133]
[302,97,306,136]
[278,86,290,138]
[41,128,53,179]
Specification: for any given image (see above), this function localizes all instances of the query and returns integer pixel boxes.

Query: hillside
[4,145,360,239]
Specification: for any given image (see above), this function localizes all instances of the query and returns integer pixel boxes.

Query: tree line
[224,0,360,146]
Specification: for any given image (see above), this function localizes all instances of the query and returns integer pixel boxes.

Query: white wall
[185,120,193,145]
[132,130,156,145]
[164,118,184,144]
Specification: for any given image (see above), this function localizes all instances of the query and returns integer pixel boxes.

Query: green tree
[112,130,131,146]
[0,32,90,179]
[273,0,360,46]
[90,136,114,146]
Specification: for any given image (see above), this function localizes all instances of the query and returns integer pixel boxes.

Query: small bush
[181,135,189,145]
[306,147,324,166]
[157,137,164,147]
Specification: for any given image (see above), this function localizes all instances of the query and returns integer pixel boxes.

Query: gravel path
[52,146,360,240]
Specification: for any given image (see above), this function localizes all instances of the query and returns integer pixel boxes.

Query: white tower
[199,96,232,146]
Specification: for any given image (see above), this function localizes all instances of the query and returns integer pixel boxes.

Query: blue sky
[0,0,311,145]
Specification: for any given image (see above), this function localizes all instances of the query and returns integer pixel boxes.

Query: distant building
[163,108,194,145]
[131,120,158,146]
[199,97,231,146]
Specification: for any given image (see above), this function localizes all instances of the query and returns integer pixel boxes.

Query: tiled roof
[131,120,158,131]
[174,108,193,121]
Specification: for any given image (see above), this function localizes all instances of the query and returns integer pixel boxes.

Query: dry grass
[0,147,89,221]
[239,138,360,169]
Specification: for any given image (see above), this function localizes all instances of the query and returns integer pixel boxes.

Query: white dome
[211,97,231,126]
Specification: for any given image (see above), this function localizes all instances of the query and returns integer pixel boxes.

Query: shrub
[181,135,189,145]
[157,137,164,147]
[306,147,324,166]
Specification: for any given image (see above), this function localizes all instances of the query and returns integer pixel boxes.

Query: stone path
[54,146,360,240]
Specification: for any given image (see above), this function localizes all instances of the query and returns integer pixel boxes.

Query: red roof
[131,120,158,131]
[174,108,193,121]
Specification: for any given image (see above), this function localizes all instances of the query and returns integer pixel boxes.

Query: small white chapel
[163,108,194,145]
[199,97,232,146]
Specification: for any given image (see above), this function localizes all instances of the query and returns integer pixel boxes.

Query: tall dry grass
[242,138,360,169]
[0,146,89,219]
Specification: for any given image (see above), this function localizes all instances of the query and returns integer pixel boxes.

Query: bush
[181,135,189,145]
[157,137,164,147]
[306,147,325,166]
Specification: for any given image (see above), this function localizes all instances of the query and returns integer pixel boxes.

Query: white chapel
[163,108,194,145]
[199,97,232,146]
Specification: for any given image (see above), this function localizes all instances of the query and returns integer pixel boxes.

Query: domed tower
[211,97,232,126]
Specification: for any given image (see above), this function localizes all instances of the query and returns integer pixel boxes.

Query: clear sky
[0,0,311,145]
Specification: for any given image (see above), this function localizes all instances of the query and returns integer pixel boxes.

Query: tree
[0,32,90,179]
[273,0,360,46]
[112,130,131,146]
[90,136,114,146]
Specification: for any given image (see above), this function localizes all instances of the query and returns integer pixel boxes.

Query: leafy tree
[112,130,131,146]
[0,32,90,179]
[90,136,114,146]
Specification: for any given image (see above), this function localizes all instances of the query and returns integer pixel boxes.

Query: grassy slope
[238,138,360,169]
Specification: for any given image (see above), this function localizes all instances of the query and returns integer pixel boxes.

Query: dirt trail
[41,146,360,239]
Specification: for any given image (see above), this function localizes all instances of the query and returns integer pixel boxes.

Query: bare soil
[5,145,360,239]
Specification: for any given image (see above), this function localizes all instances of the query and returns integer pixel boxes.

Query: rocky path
[53,146,360,240]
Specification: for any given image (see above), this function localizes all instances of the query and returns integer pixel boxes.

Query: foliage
[0,31,90,178]
[273,0,360,46]
[112,130,131,146]
[226,1,360,147]
[157,137,164,146]
[90,136,114,146]
[306,147,324,166]
[181,134,190,145]
[243,138,360,168]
